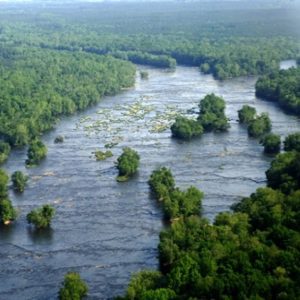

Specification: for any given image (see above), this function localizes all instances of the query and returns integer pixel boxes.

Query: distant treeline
[0,3,298,79]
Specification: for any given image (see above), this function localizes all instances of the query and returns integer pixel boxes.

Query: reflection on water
[0,64,299,299]
[27,227,54,244]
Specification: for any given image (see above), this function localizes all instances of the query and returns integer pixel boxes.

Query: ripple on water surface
[1,65,300,299]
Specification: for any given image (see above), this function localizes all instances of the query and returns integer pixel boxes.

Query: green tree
[26,139,47,166]
[198,94,229,132]
[247,113,272,138]
[0,169,9,199]
[0,199,17,224]
[0,141,11,164]
[27,204,55,229]
[266,151,300,194]
[123,271,163,300]
[11,171,28,192]
[116,147,140,181]
[171,117,203,140]
[256,67,300,115]
[59,272,88,300]
[148,167,175,201]
[284,132,300,152]
[260,133,281,154]
[238,105,257,124]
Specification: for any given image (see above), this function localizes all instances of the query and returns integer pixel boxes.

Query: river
[0,62,299,299]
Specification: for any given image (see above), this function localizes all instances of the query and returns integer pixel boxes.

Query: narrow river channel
[0,63,299,299]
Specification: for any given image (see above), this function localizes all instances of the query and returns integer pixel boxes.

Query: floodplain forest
[0,1,299,299]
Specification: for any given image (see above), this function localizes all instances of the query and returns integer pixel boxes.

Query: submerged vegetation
[94,150,113,161]
[54,135,64,144]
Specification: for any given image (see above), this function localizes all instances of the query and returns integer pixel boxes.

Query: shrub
[238,105,257,124]
[11,171,28,192]
[171,117,203,140]
[260,133,281,154]
[59,272,88,300]
[26,139,47,166]
[116,147,140,181]
[27,204,55,229]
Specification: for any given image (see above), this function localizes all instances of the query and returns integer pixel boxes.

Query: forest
[255,67,300,114]
[0,2,298,149]
[119,148,300,299]
[0,1,299,299]
[0,47,135,146]
[0,2,299,81]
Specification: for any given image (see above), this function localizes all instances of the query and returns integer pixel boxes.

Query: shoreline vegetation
[118,146,300,300]
[256,67,300,115]
[0,1,299,299]
[0,48,136,149]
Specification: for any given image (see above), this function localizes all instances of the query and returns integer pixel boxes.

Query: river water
[0,63,299,299]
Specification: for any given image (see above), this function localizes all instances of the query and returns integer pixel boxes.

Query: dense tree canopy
[0,2,298,84]
[256,67,300,115]
[120,149,300,299]
[284,132,300,152]
[148,167,175,202]
[0,142,10,164]
[260,133,281,154]
[266,151,300,194]
[247,113,272,138]
[198,94,229,132]
[148,167,203,221]
[0,47,136,147]
[121,117,300,299]
[171,117,203,140]
[0,2,299,297]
